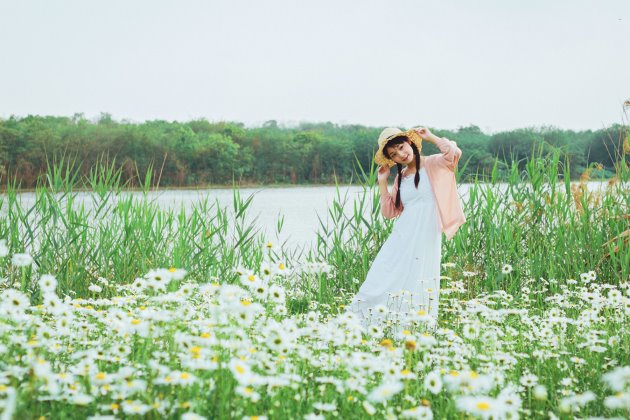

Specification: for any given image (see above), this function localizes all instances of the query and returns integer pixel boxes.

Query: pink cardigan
[380,137,466,240]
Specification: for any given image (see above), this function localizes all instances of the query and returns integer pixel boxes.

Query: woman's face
[385,140,414,165]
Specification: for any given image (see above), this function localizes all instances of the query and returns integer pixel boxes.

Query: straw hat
[374,127,423,167]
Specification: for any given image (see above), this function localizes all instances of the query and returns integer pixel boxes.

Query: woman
[348,126,466,331]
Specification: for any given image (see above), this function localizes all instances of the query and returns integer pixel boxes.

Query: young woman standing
[348,126,466,330]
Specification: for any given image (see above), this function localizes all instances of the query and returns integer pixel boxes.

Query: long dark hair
[383,135,421,209]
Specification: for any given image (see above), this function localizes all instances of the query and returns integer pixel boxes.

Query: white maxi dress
[348,166,442,330]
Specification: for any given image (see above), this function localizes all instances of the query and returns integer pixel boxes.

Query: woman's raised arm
[413,127,461,172]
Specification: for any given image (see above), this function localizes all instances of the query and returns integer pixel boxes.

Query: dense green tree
[0,116,626,188]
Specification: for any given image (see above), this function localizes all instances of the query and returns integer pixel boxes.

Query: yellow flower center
[476,401,490,410]
[379,339,393,347]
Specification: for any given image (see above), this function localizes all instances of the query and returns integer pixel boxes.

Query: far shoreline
[0,176,621,194]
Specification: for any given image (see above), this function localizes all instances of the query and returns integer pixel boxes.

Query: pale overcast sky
[0,0,628,132]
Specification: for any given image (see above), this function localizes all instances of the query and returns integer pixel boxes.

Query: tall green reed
[452,141,629,297]
[0,157,297,299]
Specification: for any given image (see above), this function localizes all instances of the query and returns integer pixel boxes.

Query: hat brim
[374,130,423,168]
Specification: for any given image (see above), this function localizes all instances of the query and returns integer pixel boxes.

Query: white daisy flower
[38,274,58,293]
[400,405,433,419]
[312,402,336,411]
[519,373,538,387]
[11,253,33,267]
[456,395,507,419]
[533,385,547,400]
[228,358,254,385]
[131,278,147,294]
[0,289,30,318]
[121,400,151,415]
[235,385,261,402]
[268,284,286,304]
[462,323,480,339]
[72,394,94,406]
[252,283,268,300]
[367,380,404,403]
[424,371,442,394]
[88,284,103,293]
[602,366,630,391]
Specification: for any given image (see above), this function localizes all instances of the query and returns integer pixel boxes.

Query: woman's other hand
[377,165,390,183]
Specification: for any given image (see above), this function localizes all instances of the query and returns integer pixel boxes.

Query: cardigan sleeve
[380,175,403,219]
[433,137,462,172]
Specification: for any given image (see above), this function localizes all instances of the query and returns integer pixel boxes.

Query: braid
[413,143,420,188]
[395,163,402,209]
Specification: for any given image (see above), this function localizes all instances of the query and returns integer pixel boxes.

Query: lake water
[2,180,619,252]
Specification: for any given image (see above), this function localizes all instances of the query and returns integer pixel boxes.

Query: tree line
[0,113,627,188]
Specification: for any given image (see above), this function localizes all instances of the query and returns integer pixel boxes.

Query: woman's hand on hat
[377,165,390,182]
[413,126,432,140]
